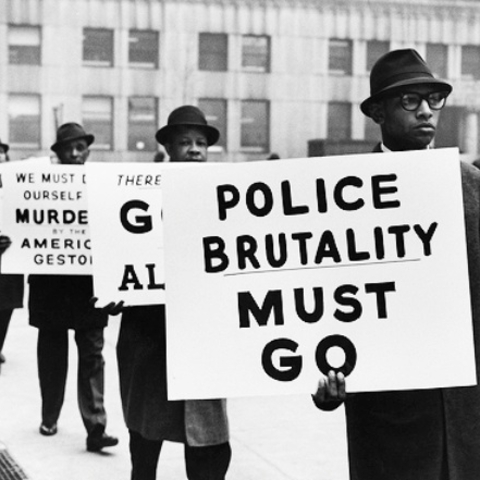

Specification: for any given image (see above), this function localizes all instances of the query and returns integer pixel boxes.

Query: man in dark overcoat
[28,123,118,452]
[115,106,231,480]
[312,49,480,480]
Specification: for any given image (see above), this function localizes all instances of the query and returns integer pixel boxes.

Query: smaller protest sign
[1,163,91,275]
[86,162,167,306]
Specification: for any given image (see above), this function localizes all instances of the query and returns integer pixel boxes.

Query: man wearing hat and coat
[112,106,231,480]
[312,49,480,479]
[26,123,118,451]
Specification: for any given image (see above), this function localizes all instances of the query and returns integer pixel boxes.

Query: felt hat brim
[155,124,219,146]
[51,134,95,152]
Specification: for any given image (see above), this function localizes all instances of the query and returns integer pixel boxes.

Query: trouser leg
[37,328,68,426]
[74,327,107,436]
[129,429,163,480]
[184,442,232,480]
[0,309,13,352]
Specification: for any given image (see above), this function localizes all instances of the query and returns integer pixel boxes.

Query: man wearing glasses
[363,49,451,153]
[313,49,480,479]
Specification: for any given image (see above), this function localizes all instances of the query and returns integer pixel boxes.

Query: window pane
[427,44,448,79]
[366,40,389,71]
[328,102,351,140]
[8,26,41,65]
[83,28,114,66]
[8,94,41,148]
[462,45,480,80]
[82,96,113,150]
[198,99,227,149]
[242,35,270,72]
[129,30,158,68]
[199,33,228,71]
[241,100,269,152]
[128,97,157,151]
[435,105,462,149]
[329,39,352,75]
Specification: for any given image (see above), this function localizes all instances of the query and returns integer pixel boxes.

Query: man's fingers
[328,370,339,397]
[313,377,328,403]
[337,372,346,400]
[107,301,125,316]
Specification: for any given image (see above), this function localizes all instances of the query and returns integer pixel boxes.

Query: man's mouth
[415,123,435,131]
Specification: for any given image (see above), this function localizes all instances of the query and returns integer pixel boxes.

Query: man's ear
[368,102,385,125]
[164,143,172,157]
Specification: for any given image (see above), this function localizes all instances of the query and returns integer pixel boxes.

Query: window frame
[461,45,480,80]
[241,34,271,73]
[128,29,159,69]
[198,98,228,150]
[366,40,389,72]
[83,28,114,67]
[127,96,158,152]
[8,93,41,149]
[327,101,352,141]
[240,100,270,153]
[82,96,114,151]
[328,38,353,75]
[8,24,42,66]
[198,32,228,72]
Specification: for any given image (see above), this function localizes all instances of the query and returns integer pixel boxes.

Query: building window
[8,25,41,65]
[199,33,228,71]
[8,94,41,148]
[82,96,113,150]
[128,97,157,152]
[427,44,448,79]
[329,39,352,75]
[242,35,270,73]
[198,99,227,149]
[241,100,269,152]
[83,28,114,67]
[129,30,158,69]
[436,106,462,149]
[328,102,351,140]
[366,40,389,71]
[461,45,480,80]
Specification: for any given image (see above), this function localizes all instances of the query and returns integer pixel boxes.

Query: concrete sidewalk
[0,307,349,480]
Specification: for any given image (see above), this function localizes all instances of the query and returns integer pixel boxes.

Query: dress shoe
[86,432,119,452]
[39,423,58,436]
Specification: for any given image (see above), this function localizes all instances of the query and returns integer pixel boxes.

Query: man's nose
[416,99,433,118]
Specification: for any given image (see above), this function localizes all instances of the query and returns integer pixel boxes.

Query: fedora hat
[0,139,9,153]
[155,105,220,146]
[361,49,453,117]
[51,122,95,152]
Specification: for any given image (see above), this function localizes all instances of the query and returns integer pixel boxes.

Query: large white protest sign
[1,163,91,274]
[86,162,166,306]
[162,148,476,399]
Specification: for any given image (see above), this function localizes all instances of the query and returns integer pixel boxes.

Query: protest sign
[161,148,476,399]
[1,163,91,274]
[86,162,166,306]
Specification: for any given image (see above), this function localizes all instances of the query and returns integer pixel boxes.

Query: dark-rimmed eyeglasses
[397,91,449,111]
